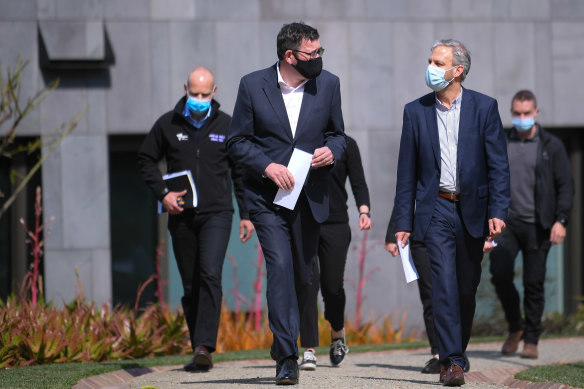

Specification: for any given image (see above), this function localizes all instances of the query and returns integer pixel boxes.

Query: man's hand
[483,240,495,253]
[239,219,255,243]
[384,242,399,256]
[311,146,334,168]
[264,163,294,190]
[550,221,566,245]
[162,190,187,215]
[359,214,372,230]
[395,231,411,248]
[487,218,506,241]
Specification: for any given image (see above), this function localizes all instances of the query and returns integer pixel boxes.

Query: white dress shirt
[277,61,307,138]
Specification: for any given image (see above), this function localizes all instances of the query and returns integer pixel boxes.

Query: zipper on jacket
[196,148,200,182]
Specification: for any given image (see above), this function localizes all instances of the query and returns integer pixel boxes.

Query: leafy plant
[0,58,87,219]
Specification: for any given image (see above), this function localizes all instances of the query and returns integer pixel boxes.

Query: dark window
[0,137,42,301]
[109,135,158,307]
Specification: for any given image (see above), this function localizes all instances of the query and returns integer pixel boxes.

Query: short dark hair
[512,90,537,108]
[276,22,319,60]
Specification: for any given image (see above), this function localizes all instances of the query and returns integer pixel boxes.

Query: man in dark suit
[394,39,510,386]
[228,22,346,385]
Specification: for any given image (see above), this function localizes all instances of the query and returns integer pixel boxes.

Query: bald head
[184,66,217,100]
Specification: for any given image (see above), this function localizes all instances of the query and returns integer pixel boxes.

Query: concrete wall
[1,0,583,331]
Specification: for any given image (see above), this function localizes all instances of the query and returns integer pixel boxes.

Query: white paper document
[397,240,419,283]
[273,148,313,210]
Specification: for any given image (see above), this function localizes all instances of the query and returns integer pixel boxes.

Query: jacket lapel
[262,65,293,141]
[294,77,317,140]
[457,87,474,168]
[424,94,440,168]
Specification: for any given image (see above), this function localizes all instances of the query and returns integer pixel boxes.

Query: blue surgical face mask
[425,65,456,92]
[512,117,535,132]
[186,95,211,115]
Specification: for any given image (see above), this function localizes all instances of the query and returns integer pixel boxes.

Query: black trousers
[489,218,551,344]
[300,222,351,347]
[168,210,232,353]
[410,240,439,356]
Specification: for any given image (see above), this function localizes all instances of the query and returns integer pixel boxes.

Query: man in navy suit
[394,39,510,386]
[228,22,345,385]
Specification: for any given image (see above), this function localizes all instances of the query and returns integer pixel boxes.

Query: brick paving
[74,337,584,389]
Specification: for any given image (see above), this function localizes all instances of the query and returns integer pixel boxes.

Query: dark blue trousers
[424,197,484,369]
[250,193,319,363]
[410,240,439,356]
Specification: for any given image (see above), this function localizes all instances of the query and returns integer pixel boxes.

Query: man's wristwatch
[558,218,567,227]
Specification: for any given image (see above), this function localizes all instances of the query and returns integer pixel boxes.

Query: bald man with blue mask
[183,68,217,129]
[138,66,255,372]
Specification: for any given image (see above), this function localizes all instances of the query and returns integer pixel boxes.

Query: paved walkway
[74,337,584,389]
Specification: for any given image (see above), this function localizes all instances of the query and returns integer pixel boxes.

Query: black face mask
[292,55,323,79]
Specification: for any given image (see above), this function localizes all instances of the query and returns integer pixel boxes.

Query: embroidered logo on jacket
[209,133,226,142]
[176,133,189,141]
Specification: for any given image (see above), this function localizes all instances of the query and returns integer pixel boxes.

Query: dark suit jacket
[394,87,510,239]
[227,64,346,223]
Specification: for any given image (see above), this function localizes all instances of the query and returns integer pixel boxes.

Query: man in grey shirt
[488,90,574,359]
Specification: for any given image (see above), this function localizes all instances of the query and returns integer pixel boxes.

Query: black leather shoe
[421,357,441,374]
[276,358,299,385]
[183,356,196,372]
[192,345,213,371]
[462,354,470,373]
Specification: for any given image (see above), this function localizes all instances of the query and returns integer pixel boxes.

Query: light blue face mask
[512,117,535,132]
[425,65,456,92]
[186,95,211,115]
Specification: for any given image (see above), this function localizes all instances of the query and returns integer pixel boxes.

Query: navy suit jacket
[394,87,510,239]
[228,64,346,223]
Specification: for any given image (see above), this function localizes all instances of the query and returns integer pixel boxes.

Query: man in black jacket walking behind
[138,67,254,371]
[489,90,574,359]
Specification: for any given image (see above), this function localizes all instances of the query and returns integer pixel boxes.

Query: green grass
[516,362,584,389]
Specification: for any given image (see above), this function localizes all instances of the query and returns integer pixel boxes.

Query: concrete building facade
[1,0,582,332]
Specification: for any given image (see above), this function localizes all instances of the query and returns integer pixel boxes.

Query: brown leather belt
[438,191,460,201]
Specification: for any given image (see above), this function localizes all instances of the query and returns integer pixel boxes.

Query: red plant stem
[253,243,264,331]
[154,241,164,304]
[227,254,241,318]
[29,186,43,307]
[355,229,369,329]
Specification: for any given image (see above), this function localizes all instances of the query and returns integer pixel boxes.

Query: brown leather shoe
[193,345,213,370]
[442,362,465,386]
[520,343,538,359]
[501,330,523,355]
[439,366,446,383]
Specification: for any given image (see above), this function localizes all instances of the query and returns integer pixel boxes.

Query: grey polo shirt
[507,128,538,223]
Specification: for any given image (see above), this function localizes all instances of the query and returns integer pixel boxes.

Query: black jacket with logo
[138,97,248,219]
[506,124,573,229]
